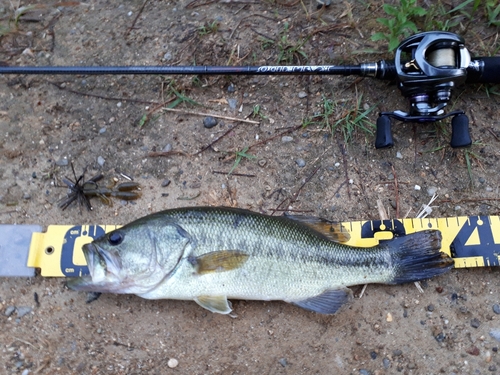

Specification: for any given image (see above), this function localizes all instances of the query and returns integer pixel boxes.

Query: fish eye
[108,231,124,246]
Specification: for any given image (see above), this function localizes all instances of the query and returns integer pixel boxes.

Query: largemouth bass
[67,206,453,315]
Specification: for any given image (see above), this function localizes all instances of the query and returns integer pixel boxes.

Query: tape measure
[20,215,499,278]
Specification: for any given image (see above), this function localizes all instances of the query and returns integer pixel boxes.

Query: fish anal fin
[192,250,249,275]
[195,295,233,314]
[285,215,350,243]
[290,287,353,315]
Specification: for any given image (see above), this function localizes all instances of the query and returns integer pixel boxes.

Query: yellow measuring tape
[27,215,500,277]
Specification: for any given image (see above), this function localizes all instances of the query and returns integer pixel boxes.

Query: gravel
[16,306,32,318]
[296,158,306,168]
[203,116,218,128]
[470,318,481,329]
[493,304,500,314]
[4,306,15,317]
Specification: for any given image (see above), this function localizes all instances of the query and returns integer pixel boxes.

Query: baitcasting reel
[374,31,472,149]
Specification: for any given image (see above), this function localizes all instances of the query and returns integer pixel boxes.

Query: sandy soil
[1,1,500,374]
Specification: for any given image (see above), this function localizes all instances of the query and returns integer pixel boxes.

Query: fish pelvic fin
[386,230,454,284]
[195,295,233,314]
[290,287,353,315]
[190,250,249,275]
[284,215,351,243]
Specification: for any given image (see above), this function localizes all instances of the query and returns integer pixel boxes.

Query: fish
[67,206,454,315]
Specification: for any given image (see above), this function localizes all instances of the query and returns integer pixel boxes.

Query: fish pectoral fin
[290,287,353,315]
[195,295,233,314]
[190,250,249,275]
[284,215,351,243]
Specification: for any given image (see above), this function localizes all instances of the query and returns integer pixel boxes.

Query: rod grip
[450,114,472,148]
[467,57,500,84]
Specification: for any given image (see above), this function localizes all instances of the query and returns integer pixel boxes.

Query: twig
[195,124,240,155]
[49,82,158,105]
[162,107,260,124]
[337,137,351,200]
[212,171,255,177]
[124,0,149,37]
[391,165,400,218]
[148,150,191,157]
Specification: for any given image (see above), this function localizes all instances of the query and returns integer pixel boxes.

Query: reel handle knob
[375,115,394,149]
[450,114,472,148]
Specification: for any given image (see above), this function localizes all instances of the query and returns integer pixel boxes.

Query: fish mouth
[66,243,112,292]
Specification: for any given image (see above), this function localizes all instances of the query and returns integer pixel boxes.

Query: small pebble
[471,318,481,329]
[427,304,435,312]
[97,156,105,167]
[479,177,486,184]
[23,193,31,200]
[161,179,171,187]
[414,185,421,191]
[16,306,32,318]
[227,98,237,110]
[55,157,69,166]
[22,369,29,375]
[203,116,218,129]
[32,172,37,179]
[393,349,402,357]
[163,144,172,152]
[279,358,287,367]
[298,91,308,98]
[491,330,500,343]
[386,312,393,322]
[383,358,391,369]
[370,351,377,360]
[99,127,106,134]
[281,136,293,143]
[316,0,331,8]
[258,159,267,167]
[359,370,370,375]
[163,52,172,61]
[493,304,500,314]
[296,159,306,168]
[97,328,102,334]
[227,83,236,93]
[396,151,402,159]
[167,358,179,368]
[427,186,438,196]
[117,102,122,108]
[489,365,497,372]
[4,306,15,317]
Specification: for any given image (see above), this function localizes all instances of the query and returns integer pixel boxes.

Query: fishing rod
[2,31,499,148]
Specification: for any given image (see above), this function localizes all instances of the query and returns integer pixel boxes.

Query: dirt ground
[1,0,500,374]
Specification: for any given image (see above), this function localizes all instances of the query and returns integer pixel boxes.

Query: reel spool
[375,31,473,149]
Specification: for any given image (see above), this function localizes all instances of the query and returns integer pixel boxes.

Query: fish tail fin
[387,230,454,284]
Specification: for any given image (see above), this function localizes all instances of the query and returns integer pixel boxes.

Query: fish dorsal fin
[195,295,233,314]
[285,215,350,243]
[190,250,249,275]
[290,287,353,314]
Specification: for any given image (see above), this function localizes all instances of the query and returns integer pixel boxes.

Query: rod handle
[375,115,394,149]
[450,114,472,148]
[466,57,500,84]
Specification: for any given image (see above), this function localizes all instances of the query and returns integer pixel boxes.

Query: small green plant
[372,0,427,51]
[251,104,268,120]
[485,0,500,26]
[305,94,376,143]
[260,22,308,64]
[164,80,200,108]
[228,147,256,175]
[198,20,219,36]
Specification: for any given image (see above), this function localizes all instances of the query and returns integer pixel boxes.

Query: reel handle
[375,115,394,149]
[466,57,500,84]
[450,114,472,148]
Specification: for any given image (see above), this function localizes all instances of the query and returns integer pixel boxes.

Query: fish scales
[67,206,454,315]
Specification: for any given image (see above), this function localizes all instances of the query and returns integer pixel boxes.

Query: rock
[56,157,69,166]
[227,83,236,93]
[471,318,481,329]
[414,185,421,191]
[279,358,287,367]
[16,306,32,318]
[479,177,486,184]
[427,304,435,312]
[162,144,172,152]
[466,346,480,356]
[4,306,15,317]
[227,98,237,110]
[203,116,218,129]
[489,329,500,342]
[383,358,391,369]
[258,159,266,167]
[393,349,402,357]
[161,179,171,187]
[296,158,306,168]
[427,186,438,196]
[396,151,402,159]
[281,136,293,143]
[167,358,179,368]
[298,91,307,98]
[97,156,105,167]
[359,370,370,375]
[370,351,377,359]
[493,304,500,314]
